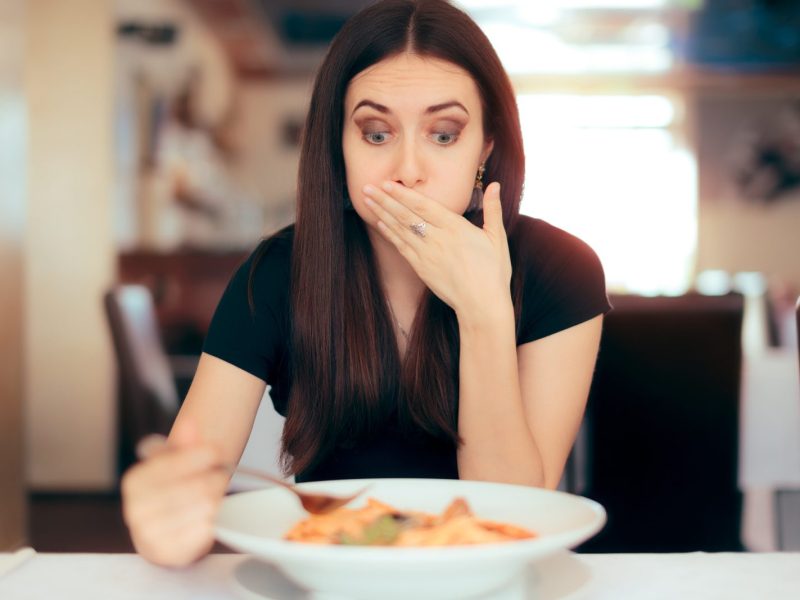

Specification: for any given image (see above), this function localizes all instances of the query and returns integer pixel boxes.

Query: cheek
[342,137,365,198]
[343,149,379,224]
[433,163,477,212]
[343,135,396,221]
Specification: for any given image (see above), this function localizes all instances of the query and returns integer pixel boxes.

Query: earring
[474,163,485,190]
[466,163,486,213]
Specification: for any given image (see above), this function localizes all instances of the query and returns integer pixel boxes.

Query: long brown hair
[256,0,526,476]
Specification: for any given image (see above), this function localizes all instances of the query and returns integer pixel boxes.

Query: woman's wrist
[455,290,515,337]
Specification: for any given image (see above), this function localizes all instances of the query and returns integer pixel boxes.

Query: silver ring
[409,221,427,238]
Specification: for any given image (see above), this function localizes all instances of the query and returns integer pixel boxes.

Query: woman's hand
[363,181,512,317]
[121,418,229,567]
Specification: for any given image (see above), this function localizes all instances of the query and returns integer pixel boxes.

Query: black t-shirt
[203,215,612,482]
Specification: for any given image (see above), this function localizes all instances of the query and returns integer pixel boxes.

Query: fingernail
[135,434,167,460]
[363,184,375,195]
[381,181,393,191]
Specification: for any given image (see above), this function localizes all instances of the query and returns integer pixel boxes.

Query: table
[1,551,799,599]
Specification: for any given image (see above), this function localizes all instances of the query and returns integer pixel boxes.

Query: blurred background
[1,0,799,555]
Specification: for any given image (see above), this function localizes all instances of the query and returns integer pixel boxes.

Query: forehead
[344,53,481,113]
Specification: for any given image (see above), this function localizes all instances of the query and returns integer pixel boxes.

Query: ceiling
[183,0,800,79]
[185,0,374,78]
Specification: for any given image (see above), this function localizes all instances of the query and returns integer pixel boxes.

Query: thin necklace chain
[386,297,410,341]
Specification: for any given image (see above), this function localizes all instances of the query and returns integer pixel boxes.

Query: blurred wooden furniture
[118,250,247,355]
[104,285,186,476]
[575,293,745,553]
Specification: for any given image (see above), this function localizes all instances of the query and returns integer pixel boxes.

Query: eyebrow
[351,99,469,118]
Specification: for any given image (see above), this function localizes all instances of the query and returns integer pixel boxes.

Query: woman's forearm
[455,293,545,486]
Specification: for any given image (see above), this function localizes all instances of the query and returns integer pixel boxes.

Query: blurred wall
[25,0,117,489]
[693,88,800,290]
[0,0,27,549]
[114,0,238,250]
[230,78,313,233]
[698,193,800,289]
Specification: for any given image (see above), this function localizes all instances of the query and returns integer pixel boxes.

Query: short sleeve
[202,235,291,383]
[514,217,612,345]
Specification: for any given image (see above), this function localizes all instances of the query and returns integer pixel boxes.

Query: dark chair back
[576,292,745,552]
[104,285,180,475]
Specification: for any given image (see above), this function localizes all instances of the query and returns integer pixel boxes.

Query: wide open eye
[363,131,391,145]
[431,131,459,145]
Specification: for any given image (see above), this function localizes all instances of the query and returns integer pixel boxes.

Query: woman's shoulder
[251,223,294,263]
[246,223,295,281]
[203,224,295,384]
[226,223,295,315]
[511,215,611,343]
[510,214,600,271]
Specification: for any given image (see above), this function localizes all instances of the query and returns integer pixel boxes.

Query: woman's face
[342,53,493,228]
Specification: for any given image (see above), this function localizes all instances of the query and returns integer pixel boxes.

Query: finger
[125,468,228,526]
[133,501,218,567]
[378,181,454,228]
[160,518,217,564]
[126,444,222,492]
[363,184,431,237]
[482,182,505,235]
[125,469,225,524]
[363,194,425,255]
[136,492,217,538]
[373,217,420,266]
[136,434,169,460]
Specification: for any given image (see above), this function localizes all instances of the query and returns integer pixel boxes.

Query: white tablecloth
[1,551,799,600]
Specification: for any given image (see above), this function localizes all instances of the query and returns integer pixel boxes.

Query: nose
[391,137,425,189]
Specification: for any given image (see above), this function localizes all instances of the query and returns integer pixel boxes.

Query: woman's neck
[367,227,426,305]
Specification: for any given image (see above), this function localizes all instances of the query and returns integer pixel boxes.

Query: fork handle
[225,465,296,490]
[136,434,295,490]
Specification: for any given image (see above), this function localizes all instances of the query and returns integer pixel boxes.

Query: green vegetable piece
[338,515,400,546]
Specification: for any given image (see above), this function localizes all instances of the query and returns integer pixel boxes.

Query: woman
[122,0,611,567]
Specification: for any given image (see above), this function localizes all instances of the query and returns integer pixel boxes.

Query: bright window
[517,93,697,295]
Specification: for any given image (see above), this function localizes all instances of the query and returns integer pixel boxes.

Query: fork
[135,433,368,515]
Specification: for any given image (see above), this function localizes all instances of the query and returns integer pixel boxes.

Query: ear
[480,139,495,164]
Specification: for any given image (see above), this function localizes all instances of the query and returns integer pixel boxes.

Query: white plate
[216,478,605,600]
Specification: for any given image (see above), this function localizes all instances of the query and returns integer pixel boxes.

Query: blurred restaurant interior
[1,0,800,557]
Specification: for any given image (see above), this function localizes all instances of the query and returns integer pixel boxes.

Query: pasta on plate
[284,497,536,546]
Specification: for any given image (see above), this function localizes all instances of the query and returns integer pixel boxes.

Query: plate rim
[215,478,607,562]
